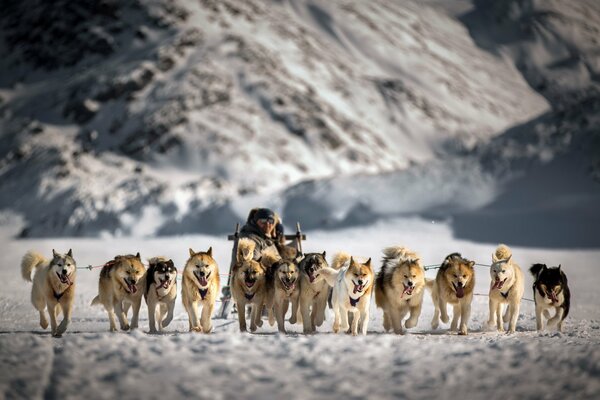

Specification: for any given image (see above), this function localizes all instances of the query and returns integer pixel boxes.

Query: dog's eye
[453,274,458,278]
[403,275,408,278]
[502,270,505,273]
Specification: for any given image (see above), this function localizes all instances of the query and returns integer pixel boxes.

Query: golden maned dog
[266,257,301,333]
[181,248,220,333]
[21,249,77,337]
[429,252,475,335]
[487,244,524,333]
[375,246,426,334]
[91,254,146,332]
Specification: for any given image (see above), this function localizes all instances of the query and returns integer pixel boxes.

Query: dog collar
[199,288,208,300]
[245,292,255,300]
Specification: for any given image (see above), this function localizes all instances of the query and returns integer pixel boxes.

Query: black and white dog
[530,264,570,332]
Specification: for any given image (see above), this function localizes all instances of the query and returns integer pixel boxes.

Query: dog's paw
[120,323,130,331]
[191,326,202,333]
[405,318,417,329]
[431,319,439,330]
[459,326,468,335]
[441,315,449,324]
[289,316,297,324]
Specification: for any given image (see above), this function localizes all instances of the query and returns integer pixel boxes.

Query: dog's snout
[62,269,68,275]
[357,279,363,285]
[198,271,205,277]
[456,282,463,288]
[407,281,413,287]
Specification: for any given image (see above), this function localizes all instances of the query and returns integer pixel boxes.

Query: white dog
[487,244,524,333]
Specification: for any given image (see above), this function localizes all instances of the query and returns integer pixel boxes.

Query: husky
[428,253,475,335]
[297,252,334,334]
[231,239,269,332]
[144,257,177,333]
[374,246,425,334]
[181,248,220,333]
[91,254,146,332]
[530,263,570,332]
[21,249,77,337]
[487,244,524,333]
[266,257,302,333]
[330,252,374,336]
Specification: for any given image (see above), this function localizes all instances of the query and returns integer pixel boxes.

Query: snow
[1,218,600,399]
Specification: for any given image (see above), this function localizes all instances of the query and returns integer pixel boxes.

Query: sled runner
[216,222,306,319]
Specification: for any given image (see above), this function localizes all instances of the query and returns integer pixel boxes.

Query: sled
[216,222,306,319]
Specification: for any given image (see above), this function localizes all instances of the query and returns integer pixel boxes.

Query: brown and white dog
[231,239,269,332]
[487,244,524,333]
[266,257,302,333]
[428,253,475,335]
[145,257,177,333]
[181,248,220,333]
[91,254,146,332]
[21,249,77,337]
[375,246,426,334]
[297,252,333,334]
[329,252,374,336]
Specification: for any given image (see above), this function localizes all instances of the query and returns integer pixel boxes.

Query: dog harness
[500,287,511,299]
[349,296,360,307]
[199,288,208,300]
[53,282,72,301]
[245,292,255,300]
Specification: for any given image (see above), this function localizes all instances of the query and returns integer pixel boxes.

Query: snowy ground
[1,218,600,399]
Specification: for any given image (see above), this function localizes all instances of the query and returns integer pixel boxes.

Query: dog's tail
[382,246,419,265]
[493,244,512,262]
[319,267,341,287]
[237,238,256,263]
[374,278,385,309]
[260,246,281,270]
[91,295,101,306]
[424,278,435,291]
[331,252,351,270]
[21,251,47,282]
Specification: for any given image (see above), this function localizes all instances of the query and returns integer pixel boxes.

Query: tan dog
[145,257,177,333]
[181,248,220,333]
[21,249,77,337]
[330,252,374,336]
[487,244,524,333]
[231,239,269,332]
[266,257,301,333]
[91,254,146,332]
[429,253,475,335]
[375,246,426,334]
[297,252,333,334]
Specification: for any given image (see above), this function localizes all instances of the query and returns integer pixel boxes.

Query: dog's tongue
[161,280,170,289]
[245,281,254,288]
[549,291,558,303]
[492,278,502,290]
[199,277,208,286]
[402,285,413,297]
[455,285,464,298]
[309,274,316,283]
[353,284,364,294]
[128,283,137,294]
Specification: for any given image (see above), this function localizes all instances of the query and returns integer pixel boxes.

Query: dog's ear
[349,256,354,266]
[364,258,372,268]
[189,248,196,257]
[167,259,174,268]
[468,260,475,268]
[557,264,561,272]
[52,249,58,258]
[206,247,213,257]
[67,249,73,257]
[322,251,326,259]
[136,252,141,260]
[506,255,512,263]
[529,263,546,277]
[491,252,498,263]
[257,256,262,263]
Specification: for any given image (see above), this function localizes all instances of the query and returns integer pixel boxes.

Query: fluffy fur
[330,252,374,336]
[429,252,475,335]
[91,253,146,332]
[144,257,177,333]
[487,245,524,333]
[297,252,335,334]
[374,246,425,334]
[266,257,302,333]
[231,239,269,332]
[181,248,220,333]
[530,263,570,332]
[21,249,77,337]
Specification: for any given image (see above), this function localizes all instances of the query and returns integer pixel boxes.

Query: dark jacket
[239,218,279,260]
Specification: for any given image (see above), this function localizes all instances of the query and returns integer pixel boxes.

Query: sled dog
[145,257,177,333]
[298,252,334,334]
[266,257,302,333]
[181,248,220,333]
[530,263,570,332]
[428,253,475,335]
[231,239,269,332]
[487,244,524,333]
[375,246,425,334]
[91,254,146,332]
[330,252,374,336]
[21,249,77,337]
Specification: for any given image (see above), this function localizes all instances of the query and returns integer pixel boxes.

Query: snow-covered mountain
[0,0,598,244]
